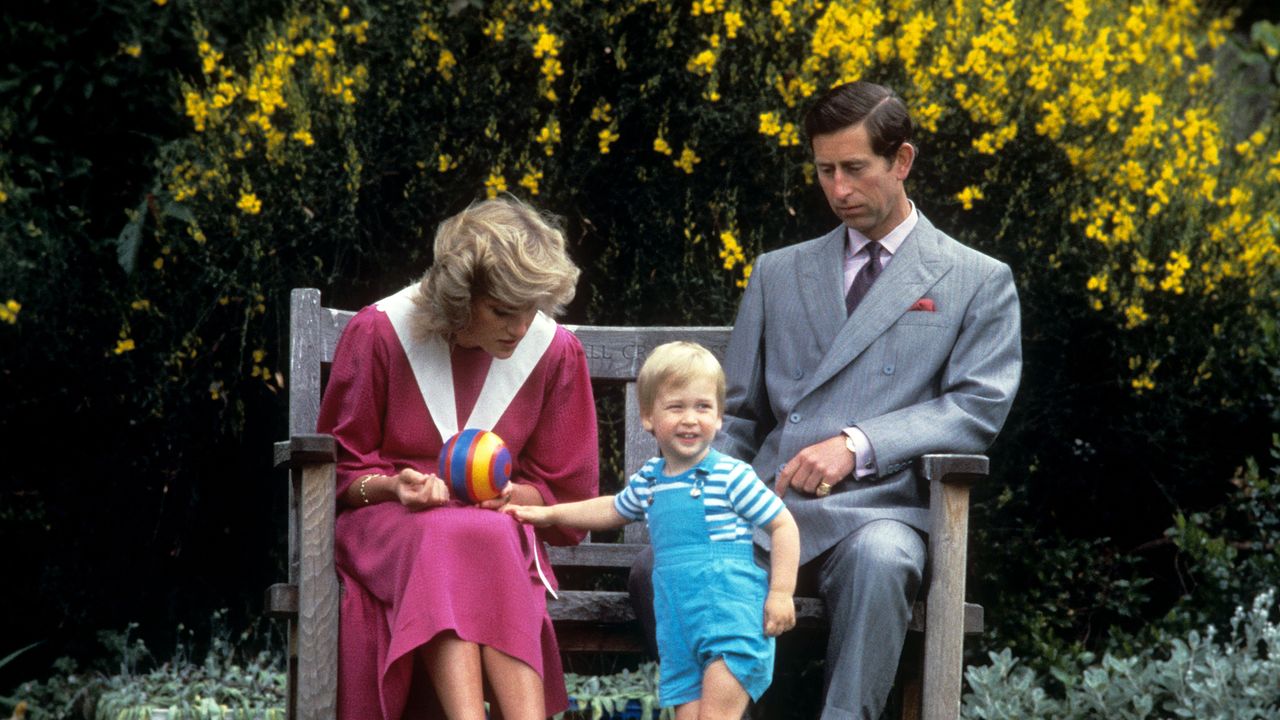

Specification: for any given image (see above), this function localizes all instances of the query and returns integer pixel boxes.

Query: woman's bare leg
[481,645,544,720]
[419,632,487,720]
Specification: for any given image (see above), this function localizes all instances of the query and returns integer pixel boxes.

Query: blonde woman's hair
[412,196,580,336]
[637,341,726,417]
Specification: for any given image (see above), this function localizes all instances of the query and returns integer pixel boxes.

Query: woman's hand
[478,482,543,511]
[393,468,451,511]
[477,482,516,511]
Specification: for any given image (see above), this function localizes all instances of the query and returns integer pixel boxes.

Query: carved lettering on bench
[581,343,644,362]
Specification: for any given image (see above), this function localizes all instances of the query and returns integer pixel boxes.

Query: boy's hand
[763,591,796,636]
[503,504,555,527]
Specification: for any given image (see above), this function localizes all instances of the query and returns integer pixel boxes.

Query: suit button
[789,413,802,423]
[793,368,804,380]
[883,364,895,375]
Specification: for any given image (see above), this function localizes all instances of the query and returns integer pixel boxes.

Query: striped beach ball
[438,429,512,504]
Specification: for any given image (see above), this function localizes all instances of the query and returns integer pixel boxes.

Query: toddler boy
[506,341,799,719]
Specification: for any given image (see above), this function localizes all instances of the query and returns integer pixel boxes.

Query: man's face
[813,123,914,241]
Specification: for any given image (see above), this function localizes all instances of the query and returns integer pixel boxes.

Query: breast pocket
[881,321,958,382]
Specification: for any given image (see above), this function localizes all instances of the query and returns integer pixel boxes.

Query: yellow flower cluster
[956,185,984,211]
[484,18,507,42]
[250,348,274,382]
[598,128,621,154]
[674,146,701,174]
[808,5,883,84]
[724,11,744,39]
[1159,251,1191,294]
[536,117,562,156]
[437,49,457,81]
[0,299,20,325]
[759,112,801,148]
[182,12,367,159]
[759,112,781,136]
[170,6,373,235]
[718,230,751,288]
[653,136,673,156]
[687,48,717,76]
[591,101,620,154]
[1128,355,1158,392]
[519,168,543,195]
[532,24,564,101]
[485,169,508,198]
[719,229,745,270]
[691,0,726,17]
[237,192,262,215]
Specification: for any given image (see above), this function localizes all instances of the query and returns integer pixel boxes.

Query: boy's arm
[762,508,799,637]
[505,495,630,532]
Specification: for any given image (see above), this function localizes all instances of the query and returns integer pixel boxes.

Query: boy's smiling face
[641,376,723,476]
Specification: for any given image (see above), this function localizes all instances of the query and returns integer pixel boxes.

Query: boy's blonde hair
[637,341,726,416]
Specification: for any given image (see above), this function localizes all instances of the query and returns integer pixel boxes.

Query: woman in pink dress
[316,197,598,719]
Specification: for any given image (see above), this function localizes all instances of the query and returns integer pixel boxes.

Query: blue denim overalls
[646,459,775,707]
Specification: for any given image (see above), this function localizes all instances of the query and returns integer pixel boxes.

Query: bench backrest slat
[288,288,732,547]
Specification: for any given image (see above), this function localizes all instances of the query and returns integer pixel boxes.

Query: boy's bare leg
[697,659,750,720]
[675,700,702,720]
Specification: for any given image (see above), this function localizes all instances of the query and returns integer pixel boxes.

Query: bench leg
[297,462,340,720]
[922,480,971,720]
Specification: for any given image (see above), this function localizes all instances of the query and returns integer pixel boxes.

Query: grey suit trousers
[628,519,925,719]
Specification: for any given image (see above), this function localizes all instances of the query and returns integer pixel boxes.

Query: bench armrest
[918,453,986,719]
[273,433,337,470]
[919,453,988,486]
[272,432,340,717]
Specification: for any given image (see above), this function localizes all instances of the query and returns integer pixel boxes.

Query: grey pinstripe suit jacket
[716,212,1022,564]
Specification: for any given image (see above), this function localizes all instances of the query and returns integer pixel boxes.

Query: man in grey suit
[630,80,1021,719]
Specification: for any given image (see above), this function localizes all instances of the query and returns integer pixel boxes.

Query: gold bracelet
[359,475,374,505]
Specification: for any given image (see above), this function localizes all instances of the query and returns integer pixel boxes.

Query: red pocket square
[908,298,936,312]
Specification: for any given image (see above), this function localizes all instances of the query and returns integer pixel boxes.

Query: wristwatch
[843,430,858,459]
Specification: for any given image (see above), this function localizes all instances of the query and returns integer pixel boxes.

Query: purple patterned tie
[845,241,883,315]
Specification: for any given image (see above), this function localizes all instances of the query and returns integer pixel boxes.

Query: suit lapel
[796,227,847,357]
[801,215,952,397]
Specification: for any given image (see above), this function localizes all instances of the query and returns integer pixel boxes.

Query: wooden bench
[267,288,985,720]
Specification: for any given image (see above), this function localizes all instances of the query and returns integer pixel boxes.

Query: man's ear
[894,142,916,180]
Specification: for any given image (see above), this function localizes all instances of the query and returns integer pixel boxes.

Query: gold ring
[815,482,832,497]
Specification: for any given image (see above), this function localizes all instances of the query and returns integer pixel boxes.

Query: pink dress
[316,303,598,719]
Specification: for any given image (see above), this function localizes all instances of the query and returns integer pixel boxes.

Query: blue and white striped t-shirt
[614,449,785,543]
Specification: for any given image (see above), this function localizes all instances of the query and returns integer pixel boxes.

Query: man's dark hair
[803,81,913,161]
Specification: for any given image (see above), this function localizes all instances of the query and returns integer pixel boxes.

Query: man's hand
[775,435,854,498]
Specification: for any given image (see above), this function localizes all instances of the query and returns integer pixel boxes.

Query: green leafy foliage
[561,662,670,720]
[2,612,283,720]
[962,589,1280,719]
